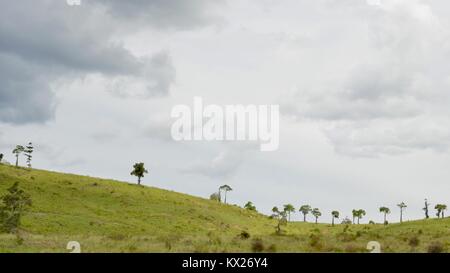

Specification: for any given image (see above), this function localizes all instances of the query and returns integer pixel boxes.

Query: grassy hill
[0,164,449,253]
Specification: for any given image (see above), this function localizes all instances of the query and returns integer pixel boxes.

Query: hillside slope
[0,164,449,253]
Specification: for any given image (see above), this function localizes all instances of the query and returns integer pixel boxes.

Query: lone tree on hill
[283,204,295,222]
[219,185,233,204]
[299,205,311,222]
[12,145,25,167]
[379,207,391,225]
[311,208,321,224]
[331,211,339,227]
[130,162,148,185]
[397,202,407,223]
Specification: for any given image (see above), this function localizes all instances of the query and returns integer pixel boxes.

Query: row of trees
[244,200,447,226]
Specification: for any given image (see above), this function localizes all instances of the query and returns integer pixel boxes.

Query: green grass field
[0,164,448,253]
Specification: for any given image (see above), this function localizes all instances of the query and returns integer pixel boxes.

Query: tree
[244,201,257,211]
[397,202,407,223]
[311,208,321,224]
[210,192,221,202]
[379,207,391,225]
[435,204,447,218]
[353,209,366,224]
[24,142,34,168]
[271,207,287,234]
[12,145,25,167]
[331,211,339,227]
[357,209,366,224]
[283,204,295,222]
[0,153,3,163]
[341,217,352,225]
[0,182,32,233]
[423,199,430,219]
[299,205,311,222]
[352,209,357,224]
[130,162,148,185]
[219,185,233,204]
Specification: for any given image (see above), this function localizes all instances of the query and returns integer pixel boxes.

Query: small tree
[244,201,257,211]
[24,142,34,168]
[331,211,339,227]
[210,192,221,202]
[435,204,447,218]
[341,217,352,225]
[219,185,233,204]
[352,209,357,224]
[379,207,391,225]
[0,182,32,233]
[311,208,321,224]
[353,209,366,224]
[0,153,3,163]
[271,207,287,234]
[397,202,407,223]
[12,145,25,167]
[423,199,430,219]
[130,162,148,185]
[299,205,311,222]
[283,204,295,222]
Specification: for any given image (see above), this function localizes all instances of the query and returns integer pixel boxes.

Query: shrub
[427,242,444,253]
[408,236,420,249]
[0,182,32,233]
[251,239,265,253]
[240,230,251,240]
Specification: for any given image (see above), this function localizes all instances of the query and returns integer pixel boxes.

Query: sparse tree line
[244,199,447,233]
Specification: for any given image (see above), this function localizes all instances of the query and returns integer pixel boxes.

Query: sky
[0,0,449,223]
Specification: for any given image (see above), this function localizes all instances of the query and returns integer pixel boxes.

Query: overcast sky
[1,0,449,223]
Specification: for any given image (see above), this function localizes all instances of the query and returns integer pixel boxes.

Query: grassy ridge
[0,164,449,253]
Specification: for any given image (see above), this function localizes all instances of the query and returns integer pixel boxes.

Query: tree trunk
[15,154,18,167]
[384,213,386,224]
[357,218,360,224]
[400,210,403,223]
[224,191,227,204]
[332,217,334,227]
[303,214,306,222]
[138,176,141,185]
[288,212,290,222]
[315,217,318,224]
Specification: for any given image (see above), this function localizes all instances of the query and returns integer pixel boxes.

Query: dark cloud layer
[0,0,219,124]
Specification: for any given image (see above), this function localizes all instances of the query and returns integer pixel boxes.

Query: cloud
[282,0,450,157]
[94,0,224,30]
[0,0,223,124]
[180,143,258,179]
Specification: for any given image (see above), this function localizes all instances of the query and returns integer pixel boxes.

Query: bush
[0,182,32,233]
[251,239,265,253]
[240,230,251,240]
[427,242,444,253]
[408,236,420,249]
